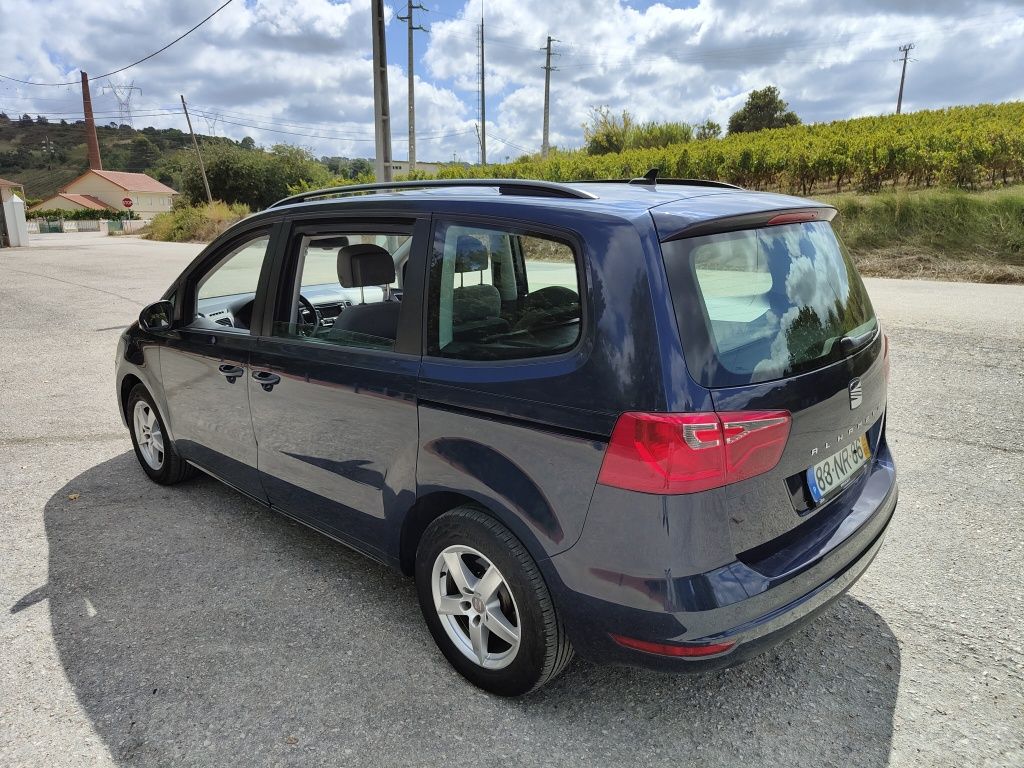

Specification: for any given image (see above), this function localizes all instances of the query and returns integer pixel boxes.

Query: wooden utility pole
[180,95,213,204]
[541,36,559,158]
[371,0,393,182]
[895,42,915,115]
[397,1,427,173]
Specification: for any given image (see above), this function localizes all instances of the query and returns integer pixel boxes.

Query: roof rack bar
[269,178,598,208]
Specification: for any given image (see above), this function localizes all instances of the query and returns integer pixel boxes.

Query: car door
[248,215,427,561]
[159,223,282,499]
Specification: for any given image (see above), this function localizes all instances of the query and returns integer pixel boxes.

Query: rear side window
[662,221,876,387]
[427,222,582,360]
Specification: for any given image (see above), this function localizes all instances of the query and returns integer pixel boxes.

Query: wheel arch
[398,490,550,577]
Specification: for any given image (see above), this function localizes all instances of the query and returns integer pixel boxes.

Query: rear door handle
[218,364,244,383]
[252,370,281,392]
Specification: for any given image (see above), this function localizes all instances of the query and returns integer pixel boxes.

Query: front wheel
[127,384,191,485]
[415,507,574,696]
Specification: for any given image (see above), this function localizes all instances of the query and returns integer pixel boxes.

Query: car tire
[415,506,574,696]
[127,384,191,485]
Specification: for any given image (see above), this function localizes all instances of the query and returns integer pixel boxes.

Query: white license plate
[806,434,871,503]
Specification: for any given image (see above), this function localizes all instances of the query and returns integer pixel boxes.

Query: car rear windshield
[661,220,876,388]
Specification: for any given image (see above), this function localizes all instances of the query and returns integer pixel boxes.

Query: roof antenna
[629,168,660,186]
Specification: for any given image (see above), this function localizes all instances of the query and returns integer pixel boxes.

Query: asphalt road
[1,233,1022,768]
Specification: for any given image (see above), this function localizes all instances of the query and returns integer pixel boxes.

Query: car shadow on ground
[24,452,901,767]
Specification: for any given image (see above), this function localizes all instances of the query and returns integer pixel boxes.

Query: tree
[127,136,160,171]
[695,119,722,141]
[727,86,800,134]
[239,136,256,150]
[583,107,634,155]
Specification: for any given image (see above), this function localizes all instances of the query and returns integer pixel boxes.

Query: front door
[160,225,278,499]
[248,218,425,560]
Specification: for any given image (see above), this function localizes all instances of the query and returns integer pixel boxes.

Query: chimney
[81,71,103,170]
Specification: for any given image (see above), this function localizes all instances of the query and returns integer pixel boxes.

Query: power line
[0,0,235,87]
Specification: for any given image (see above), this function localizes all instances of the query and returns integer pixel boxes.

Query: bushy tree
[583,107,692,155]
[695,119,722,141]
[727,86,800,134]
[163,143,331,209]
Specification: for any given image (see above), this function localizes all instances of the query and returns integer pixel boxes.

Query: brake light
[882,332,891,385]
[767,210,820,226]
[610,634,736,657]
[597,410,791,494]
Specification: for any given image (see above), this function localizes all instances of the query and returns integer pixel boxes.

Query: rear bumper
[543,447,897,670]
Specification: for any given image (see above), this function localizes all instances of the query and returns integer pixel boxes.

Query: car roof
[256,180,831,239]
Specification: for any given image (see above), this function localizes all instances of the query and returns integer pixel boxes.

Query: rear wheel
[127,384,191,485]
[415,507,574,696]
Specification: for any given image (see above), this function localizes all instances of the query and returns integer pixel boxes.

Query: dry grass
[145,201,251,243]
[852,246,1024,284]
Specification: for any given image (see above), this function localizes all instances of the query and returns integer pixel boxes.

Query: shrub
[146,201,250,242]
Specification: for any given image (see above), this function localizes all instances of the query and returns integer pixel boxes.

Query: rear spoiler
[659,206,837,242]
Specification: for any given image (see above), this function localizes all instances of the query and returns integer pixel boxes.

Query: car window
[191,233,271,334]
[271,231,409,351]
[662,221,877,386]
[427,222,582,360]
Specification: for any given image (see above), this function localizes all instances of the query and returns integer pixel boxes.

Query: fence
[27,218,149,235]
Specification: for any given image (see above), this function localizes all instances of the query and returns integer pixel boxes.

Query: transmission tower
[103,80,141,127]
[202,111,221,136]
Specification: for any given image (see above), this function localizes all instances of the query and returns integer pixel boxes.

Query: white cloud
[1,0,1023,164]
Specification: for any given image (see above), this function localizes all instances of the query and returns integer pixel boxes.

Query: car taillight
[597,410,791,495]
[882,332,891,385]
[610,634,736,657]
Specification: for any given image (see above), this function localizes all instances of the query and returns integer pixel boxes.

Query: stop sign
[122,197,133,208]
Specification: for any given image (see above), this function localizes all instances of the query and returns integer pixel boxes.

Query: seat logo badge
[849,378,863,410]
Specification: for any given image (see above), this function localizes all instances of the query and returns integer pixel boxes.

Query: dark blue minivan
[117,178,897,695]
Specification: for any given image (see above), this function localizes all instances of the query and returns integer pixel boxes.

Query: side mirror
[139,300,175,332]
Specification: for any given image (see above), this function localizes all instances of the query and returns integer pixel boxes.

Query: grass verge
[825,187,1024,283]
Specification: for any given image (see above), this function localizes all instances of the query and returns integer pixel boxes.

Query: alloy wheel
[431,544,522,670]
[133,400,165,470]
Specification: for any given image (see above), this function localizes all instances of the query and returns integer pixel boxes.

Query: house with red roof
[30,170,178,217]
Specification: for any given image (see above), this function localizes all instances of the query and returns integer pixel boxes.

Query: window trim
[263,214,427,356]
[179,222,281,336]
[423,214,589,366]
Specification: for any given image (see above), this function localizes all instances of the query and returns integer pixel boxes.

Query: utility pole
[478,11,486,166]
[895,42,915,115]
[371,0,393,181]
[541,36,559,158]
[397,1,427,173]
[180,95,213,204]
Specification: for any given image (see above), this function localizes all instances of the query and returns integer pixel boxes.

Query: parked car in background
[116,176,897,695]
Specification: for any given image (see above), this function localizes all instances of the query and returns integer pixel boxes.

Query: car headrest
[312,235,349,249]
[454,235,489,273]
[453,283,501,323]
[337,244,395,288]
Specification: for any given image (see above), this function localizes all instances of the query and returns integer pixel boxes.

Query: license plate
[806,434,871,503]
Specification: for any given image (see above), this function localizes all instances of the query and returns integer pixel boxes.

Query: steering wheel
[297,294,323,334]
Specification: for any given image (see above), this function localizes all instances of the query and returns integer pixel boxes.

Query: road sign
[122,197,133,208]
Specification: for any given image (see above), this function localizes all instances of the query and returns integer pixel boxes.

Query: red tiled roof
[29,193,115,212]
[65,169,177,194]
[0,177,24,188]
[59,193,115,210]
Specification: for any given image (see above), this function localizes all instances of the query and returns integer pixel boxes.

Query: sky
[1,0,1023,164]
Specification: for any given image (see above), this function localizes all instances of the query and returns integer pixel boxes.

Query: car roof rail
[268,179,598,208]
[580,171,742,190]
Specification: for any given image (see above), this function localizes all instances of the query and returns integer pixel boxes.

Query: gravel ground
[1,232,1021,768]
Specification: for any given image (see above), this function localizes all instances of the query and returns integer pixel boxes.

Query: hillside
[0,112,238,199]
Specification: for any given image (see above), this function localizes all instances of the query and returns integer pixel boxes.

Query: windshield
[662,220,876,387]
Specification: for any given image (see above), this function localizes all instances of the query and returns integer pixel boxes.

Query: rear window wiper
[838,328,876,356]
